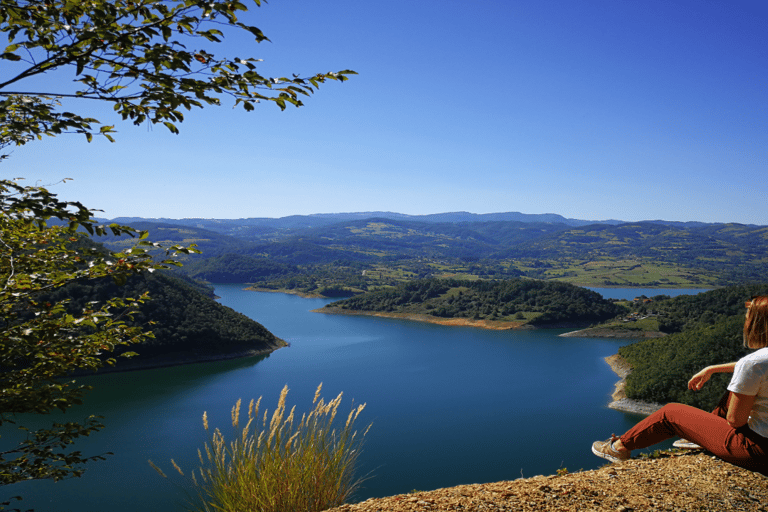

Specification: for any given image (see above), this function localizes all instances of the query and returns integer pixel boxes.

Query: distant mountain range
[93,211,768,287]
[104,211,726,234]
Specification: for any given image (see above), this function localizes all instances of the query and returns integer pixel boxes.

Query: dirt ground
[326,451,768,512]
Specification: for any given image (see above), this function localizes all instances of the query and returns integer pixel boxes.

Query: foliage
[0,0,355,147]
[0,0,354,499]
[0,179,198,486]
[324,278,621,326]
[223,260,376,297]
[647,283,768,334]
[316,284,356,298]
[152,384,370,512]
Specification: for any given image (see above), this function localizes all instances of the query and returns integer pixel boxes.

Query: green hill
[99,221,248,257]
[49,272,286,371]
[322,278,621,327]
[181,253,297,283]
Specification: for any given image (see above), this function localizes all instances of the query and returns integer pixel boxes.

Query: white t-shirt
[728,347,768,438]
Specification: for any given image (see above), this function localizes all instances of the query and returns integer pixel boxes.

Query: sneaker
[592,436,630,463]
[672,439,702,450]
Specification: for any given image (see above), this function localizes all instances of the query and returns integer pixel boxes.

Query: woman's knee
[657,403,714,429]
[657,402,690,419]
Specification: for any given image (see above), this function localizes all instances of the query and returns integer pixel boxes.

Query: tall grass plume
[151,383,370,512]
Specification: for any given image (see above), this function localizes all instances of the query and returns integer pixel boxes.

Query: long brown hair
[744,296,768,349]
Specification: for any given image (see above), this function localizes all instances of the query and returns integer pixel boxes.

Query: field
[507,259,719,288]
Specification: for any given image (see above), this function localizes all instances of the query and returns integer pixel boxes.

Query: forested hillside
[620,317,747,410]
[618,283,768,410]
[322,278,621,327]
[101,221,247,257]
[47,272,286,370]
[651,283,768,333]
[181,253,297,283]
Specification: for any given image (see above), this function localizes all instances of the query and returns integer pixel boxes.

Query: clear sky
[4,0,767,224]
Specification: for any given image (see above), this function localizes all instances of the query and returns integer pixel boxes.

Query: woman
[592,296,768,472]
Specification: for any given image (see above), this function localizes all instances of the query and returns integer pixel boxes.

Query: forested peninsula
[53,272,286,372]
[318,278,621,328]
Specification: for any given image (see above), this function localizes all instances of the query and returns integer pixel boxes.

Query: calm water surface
[12,285,698,511]
[588,287,712,300]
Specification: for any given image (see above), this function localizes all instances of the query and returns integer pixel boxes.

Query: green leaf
[163,121,179,134]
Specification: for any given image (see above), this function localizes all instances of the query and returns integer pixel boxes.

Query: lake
[587,287,712,300]
[9,286,705,511]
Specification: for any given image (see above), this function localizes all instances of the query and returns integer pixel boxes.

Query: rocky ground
[327,451,768,512]
[314,308,527,330]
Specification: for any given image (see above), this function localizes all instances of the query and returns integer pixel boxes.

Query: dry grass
[151,384,370,512]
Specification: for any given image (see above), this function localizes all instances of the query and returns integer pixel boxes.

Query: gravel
[327,451,768,512]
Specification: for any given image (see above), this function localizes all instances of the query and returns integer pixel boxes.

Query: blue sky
[5,0,767,224]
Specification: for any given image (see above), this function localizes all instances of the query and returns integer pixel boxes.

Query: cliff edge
[327,452,768,512]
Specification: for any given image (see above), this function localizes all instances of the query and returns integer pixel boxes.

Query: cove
[9,285,678,512]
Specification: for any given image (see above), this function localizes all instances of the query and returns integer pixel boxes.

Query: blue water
[8,285,705,511]
[588,287,712,300]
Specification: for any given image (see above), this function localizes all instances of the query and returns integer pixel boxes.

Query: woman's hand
[687,362,737,391]
[688,367,712,391]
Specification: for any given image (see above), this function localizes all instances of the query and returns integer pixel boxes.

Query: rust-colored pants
[620,392,768,472]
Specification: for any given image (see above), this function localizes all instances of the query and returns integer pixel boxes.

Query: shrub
[152,384,370,512]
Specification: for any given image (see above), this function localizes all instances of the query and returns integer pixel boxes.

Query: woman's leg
[621,403,724,450]
[620,401,767,471]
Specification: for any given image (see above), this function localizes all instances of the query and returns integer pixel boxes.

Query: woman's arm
[688,362,737,391]
[727,392,756,428]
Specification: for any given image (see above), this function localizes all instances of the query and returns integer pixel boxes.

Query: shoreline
[313,307,532,330]
[314,307,602,331]
[246,286,327,298]
[560,327,667,339]
[72,343,287,376]
[604,353,664,415]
